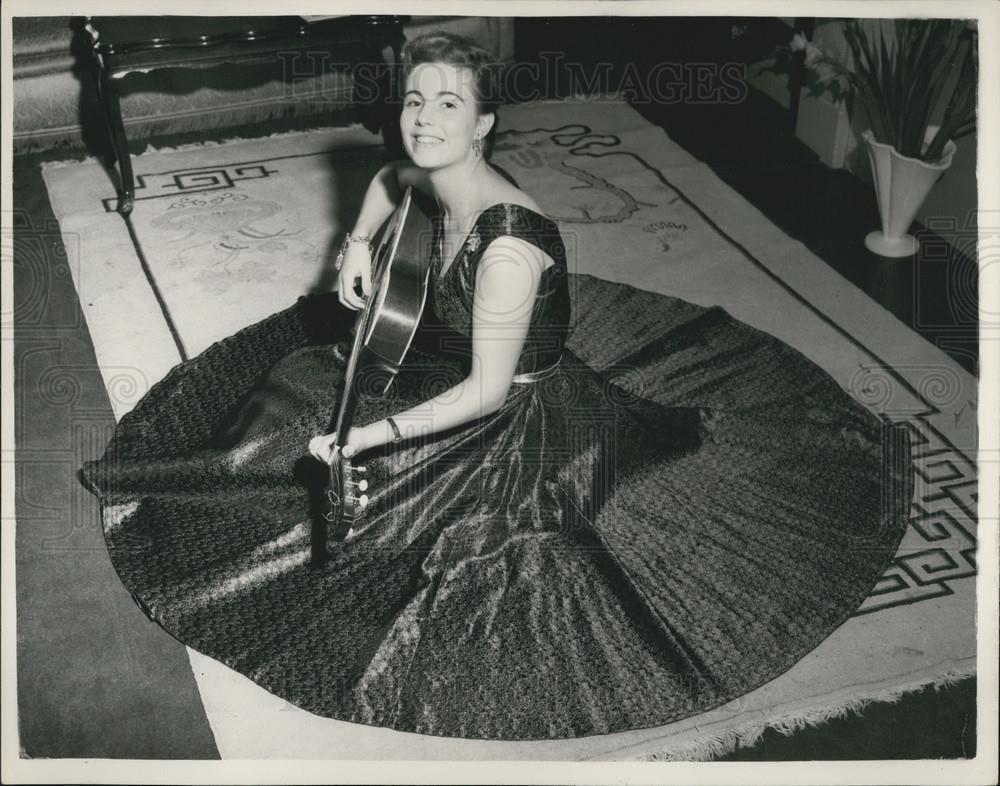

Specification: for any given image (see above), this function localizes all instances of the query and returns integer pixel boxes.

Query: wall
[749,18,978,242]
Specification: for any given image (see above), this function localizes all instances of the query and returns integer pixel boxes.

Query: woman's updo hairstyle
[400,31,504,159]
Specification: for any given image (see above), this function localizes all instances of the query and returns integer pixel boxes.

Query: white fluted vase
[862,125,957,258]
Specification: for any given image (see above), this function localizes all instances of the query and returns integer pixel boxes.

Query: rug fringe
[124,121,373,154]
[639,667,975,761]
[37,152,101,170]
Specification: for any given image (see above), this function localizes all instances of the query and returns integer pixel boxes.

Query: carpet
[38,96,977,760]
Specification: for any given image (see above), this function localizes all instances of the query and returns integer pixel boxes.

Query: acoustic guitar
[312,187,435,562]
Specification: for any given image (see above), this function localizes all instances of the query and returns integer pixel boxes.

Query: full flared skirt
[80,273,912,739]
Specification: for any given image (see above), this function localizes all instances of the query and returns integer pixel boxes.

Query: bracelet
[385,416,403,443]
[334,231,373,272]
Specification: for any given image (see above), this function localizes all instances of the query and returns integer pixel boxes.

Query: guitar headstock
[324,454,370,540]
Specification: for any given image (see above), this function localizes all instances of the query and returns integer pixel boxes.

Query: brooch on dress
[465,229,482,254]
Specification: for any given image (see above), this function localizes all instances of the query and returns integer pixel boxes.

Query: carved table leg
[95,67,136,216]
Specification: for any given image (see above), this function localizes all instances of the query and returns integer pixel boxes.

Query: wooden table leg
[95,67,136,216]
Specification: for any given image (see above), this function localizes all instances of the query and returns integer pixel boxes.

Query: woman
[81,32,913,740]
[309,32,557,464]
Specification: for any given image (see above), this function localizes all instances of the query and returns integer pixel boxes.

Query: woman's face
[401,62,490,169]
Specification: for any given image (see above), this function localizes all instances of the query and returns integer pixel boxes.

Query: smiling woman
[401,30,504,160]
[323,33,554,450]
[80,30,913,740]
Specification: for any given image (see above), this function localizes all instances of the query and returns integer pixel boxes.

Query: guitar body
[313,187,435,557]
[356,187,436,393]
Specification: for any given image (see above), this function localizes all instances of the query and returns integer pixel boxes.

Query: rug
[39,96,977,761]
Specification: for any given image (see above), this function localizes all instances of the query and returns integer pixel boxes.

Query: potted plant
[767,19,977,257]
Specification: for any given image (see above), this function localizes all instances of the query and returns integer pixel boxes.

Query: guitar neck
[330,350,366,440]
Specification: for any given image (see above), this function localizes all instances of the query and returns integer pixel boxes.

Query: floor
[13,17,977,761]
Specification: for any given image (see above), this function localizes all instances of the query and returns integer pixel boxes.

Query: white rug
[41,96,977,761]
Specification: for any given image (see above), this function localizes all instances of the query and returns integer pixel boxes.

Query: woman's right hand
[337,243,373,310]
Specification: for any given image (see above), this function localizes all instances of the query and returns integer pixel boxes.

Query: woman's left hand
[308,427,366,464]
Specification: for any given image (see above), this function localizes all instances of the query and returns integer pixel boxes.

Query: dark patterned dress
[80,202,912,739]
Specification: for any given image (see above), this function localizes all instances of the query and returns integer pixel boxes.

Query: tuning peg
[353,479,369,491]
[353,465,368,474]
[346,491,370,507]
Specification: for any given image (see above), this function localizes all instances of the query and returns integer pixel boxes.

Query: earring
[472,136,483,157]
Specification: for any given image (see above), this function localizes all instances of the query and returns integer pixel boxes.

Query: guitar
[313,187,435,562]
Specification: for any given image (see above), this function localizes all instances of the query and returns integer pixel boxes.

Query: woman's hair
[400,31,504,158]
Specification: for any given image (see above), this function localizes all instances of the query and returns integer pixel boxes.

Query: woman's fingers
[342,276,361,309]
[308,432,363,461]
[338,428,360,459]
[336,276,351,309]
[338,274,362,310]
[337,247,372,309]
[341,272,367,310]
[324,432,339,464]
[309,434,339,464]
